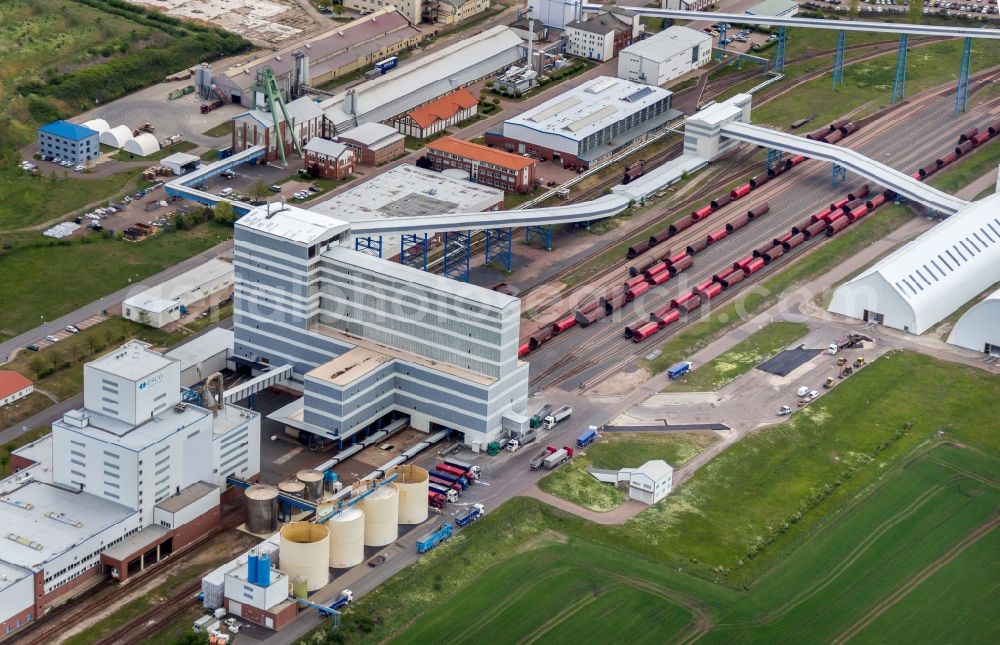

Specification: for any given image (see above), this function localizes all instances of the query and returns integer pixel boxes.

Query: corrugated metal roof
[304,138,351,158]
[620,26,713,63]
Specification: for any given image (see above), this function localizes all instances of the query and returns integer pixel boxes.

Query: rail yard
[0,1,998,644]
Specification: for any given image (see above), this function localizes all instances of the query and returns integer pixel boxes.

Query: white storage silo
[361,484,399,547]
[394,465,429,525]
[326,506,365,568]
[279,522,330,592]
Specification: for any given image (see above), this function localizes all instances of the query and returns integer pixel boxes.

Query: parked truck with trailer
[530,446,557,470]
[427,491,447,508]
[442,459,482,480]
[543,447,573,470]
[667,361,692,380]
[828,333,870,354]
[428,483,459,503]
[416,523,453,553]
[507,426,539,452]
[456,503,486,528]
[436,463,477,482]
[430,470,469,490]
[543,405,572,430]
[530,404,553,429]
[429,476,462,494]
[577,426,598,448]
[319,590,354,617]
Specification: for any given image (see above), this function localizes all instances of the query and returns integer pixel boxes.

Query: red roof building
[425,136,538,193]
[0,371,33,409]
[394,89,479,139]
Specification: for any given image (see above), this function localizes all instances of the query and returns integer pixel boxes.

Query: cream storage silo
[361,484,399,547]
[279,522,330,591]
[296,469,324,501]
[394,465,429,525]
[326,506,365,568]
[244,484,279,534]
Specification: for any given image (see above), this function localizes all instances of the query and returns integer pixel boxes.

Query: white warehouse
[618,26,713,86]
[947,288,1000,354]
[829,193,1000,334]
[123,258,234,328]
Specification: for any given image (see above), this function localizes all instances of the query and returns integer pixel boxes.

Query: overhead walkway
[163,144,266,214]
[720,122,969,214]
[582,6,1000,38]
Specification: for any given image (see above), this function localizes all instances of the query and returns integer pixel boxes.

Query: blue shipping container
[667,361,692,379]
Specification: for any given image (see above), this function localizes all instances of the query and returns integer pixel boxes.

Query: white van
[219,187,234,198]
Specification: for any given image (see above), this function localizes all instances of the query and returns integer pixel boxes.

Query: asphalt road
[0,239,233,365]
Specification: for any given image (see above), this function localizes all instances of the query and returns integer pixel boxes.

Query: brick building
[336,122,406,166]
[304,138,356,180]
[394,88,479,139]
[425,136,537,193]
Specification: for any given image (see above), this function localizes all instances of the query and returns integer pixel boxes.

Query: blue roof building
[37,120,100,165]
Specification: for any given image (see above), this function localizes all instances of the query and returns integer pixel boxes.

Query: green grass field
[301,352,999,644]
[538,432,718,511]
[670,322,808,392]
[0,168,140,231]
[0,221,231,336]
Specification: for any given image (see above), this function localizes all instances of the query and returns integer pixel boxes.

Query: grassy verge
[0,168,140,230]
[302,351,999,644]
[669,322,809,391]
[183,301,234,333]
[297,175,357,202]
[201,122,233,138]
[644,204,914,374]
[111,140,197,162]
[405,130,451,151]
[503,189,542,209]
[0,221,232,336]
[538,432,719,511]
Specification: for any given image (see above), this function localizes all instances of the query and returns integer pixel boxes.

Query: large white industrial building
[320,25,522,134]
[485,76,677,169]
[0,341,260,638]
[528,0,583,29]
[829,193,1000,334]
[307,164,504,257]
[618,26,713,86]
[232,204,529,450]
[122,258,233,328]
[947,288,1000,354]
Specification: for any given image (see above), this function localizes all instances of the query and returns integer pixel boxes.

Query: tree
[849,0,860,19]
[213,200,236,226]
[908,0,923,23]
[250,181,269,201]
[0,455,9,474]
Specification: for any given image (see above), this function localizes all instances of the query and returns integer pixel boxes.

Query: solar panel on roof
[624,87,654,103]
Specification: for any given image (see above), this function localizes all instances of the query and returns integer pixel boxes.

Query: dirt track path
[830,513,1000,645]
[525,483,648,524]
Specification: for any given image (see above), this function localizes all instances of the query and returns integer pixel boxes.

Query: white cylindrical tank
[395,465,429,525]
[361,484,399,547]
[326,506,365,568]
[279,522,330,592]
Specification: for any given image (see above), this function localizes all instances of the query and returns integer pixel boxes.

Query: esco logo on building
[138,373,164,390]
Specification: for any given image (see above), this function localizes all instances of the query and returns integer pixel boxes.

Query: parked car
[45,335,59,343]
[367,554,387,567]
[65,325,80,334]
[26,344,40,352]
[74,165,85,172]
[777,405,792,416]
[796,385,811,397]
[268,184,282,192]
[807,389,819,401]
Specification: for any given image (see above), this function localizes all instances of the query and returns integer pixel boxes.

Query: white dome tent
[947,288,1000,353]
[81,118,110,134]
[122,133,160,157]
[99,125,133,148]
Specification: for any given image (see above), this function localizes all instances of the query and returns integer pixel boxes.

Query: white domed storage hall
[947,287,1000,353]
[99,125,133,148]
[123,132,160,157]
[361,483,399,547]
[394,465,429,525]
[279,522,330,592]
[326,506,365,568]
[81,118,110,134]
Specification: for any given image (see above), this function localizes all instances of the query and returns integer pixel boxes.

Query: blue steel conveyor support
[400,233,429,271]
[832,163,847,187]
[955,37,972,115]
[525,225,553,250]
[892,34,908,104]
[718,24,727,54]
[443,230,472,282]
[774,27,787,73]
[485,227,513,272]
[355,236,383,257]
[833,31,846,88]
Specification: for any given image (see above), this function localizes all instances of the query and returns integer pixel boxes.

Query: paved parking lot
[27,314,107,351]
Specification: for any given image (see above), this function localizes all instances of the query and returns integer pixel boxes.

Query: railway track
[527,86,1000,389]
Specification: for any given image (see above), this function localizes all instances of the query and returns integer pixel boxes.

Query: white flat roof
[308,165,503,226]
[87,340,176,382]
[11,435,54,483]
[0,480,136,572]
[62,403,211,448]
[166,328,235,372]
[620,26,712,62]
[237,203,350,245]
[124,258,233,312]
[503,76,672,143]
[161,152,201,166]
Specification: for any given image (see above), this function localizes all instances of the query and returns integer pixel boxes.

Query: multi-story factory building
[0,341,260,638]
[233,204,528,450]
